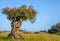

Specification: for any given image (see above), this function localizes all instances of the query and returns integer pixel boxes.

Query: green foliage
[2,5,37,23]
[48,23,60,34]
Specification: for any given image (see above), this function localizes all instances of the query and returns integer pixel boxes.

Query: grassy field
[0,32,60,41]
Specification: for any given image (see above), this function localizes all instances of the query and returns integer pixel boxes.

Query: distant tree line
[48,23,60,34]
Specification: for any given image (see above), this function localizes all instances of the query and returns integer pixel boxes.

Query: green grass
[0,32,60,41]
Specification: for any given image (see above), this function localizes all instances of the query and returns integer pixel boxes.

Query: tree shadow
[1,37,9,39]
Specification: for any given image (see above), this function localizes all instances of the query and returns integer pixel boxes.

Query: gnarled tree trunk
[8,19,23,39]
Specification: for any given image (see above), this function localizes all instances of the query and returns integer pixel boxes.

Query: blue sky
[0,0,60,32]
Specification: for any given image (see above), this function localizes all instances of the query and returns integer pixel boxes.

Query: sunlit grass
[0,32,60,41]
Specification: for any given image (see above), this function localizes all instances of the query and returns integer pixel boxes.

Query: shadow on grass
[1,37,10,39]
[1,36,25,41]
[1,36,14,40]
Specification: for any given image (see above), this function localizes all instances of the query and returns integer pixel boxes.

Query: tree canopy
[2,5,37,23]
[48,23,60,33]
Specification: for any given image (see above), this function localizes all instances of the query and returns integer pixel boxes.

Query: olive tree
[2,5,37,39]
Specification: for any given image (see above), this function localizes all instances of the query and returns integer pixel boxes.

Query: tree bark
[8,20,23,39]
